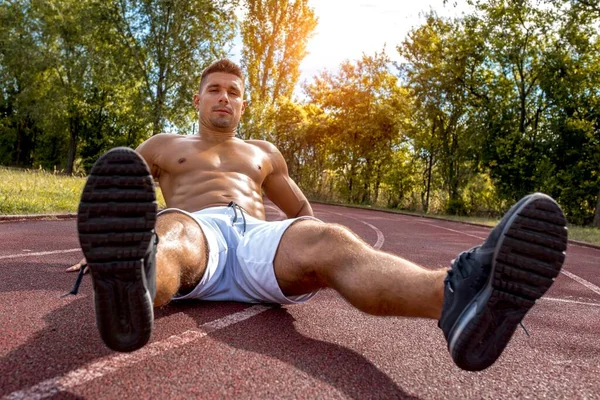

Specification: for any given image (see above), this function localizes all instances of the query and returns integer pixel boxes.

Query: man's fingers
[65,263,89,274]
[66,264,81,272]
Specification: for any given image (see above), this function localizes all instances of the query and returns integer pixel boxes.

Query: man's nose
[218,90,229,103]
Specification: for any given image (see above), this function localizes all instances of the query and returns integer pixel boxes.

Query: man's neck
[197,127,237,142]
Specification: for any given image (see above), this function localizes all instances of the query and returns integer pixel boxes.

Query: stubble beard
[209,114,235,130]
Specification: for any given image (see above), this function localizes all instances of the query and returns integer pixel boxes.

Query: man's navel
[178,158,186,164]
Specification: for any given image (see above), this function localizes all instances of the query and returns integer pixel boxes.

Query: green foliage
[304,52,406,204]
[398,13,481,213]
[0,0,236,173]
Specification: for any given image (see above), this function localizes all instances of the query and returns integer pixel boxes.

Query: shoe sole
[448,193,568,371]
[77,147,157,352]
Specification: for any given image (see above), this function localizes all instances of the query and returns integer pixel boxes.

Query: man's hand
[66,258,89,274]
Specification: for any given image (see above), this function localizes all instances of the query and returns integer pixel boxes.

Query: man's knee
[277,220,360,279]
[281,220,350,255]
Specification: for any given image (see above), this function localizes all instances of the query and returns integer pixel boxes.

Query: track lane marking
[561,271,600,296]
[410,219,600,297]
[3,305,271,400]
[0,248,81,260]
[542,297,600,307]
[415,221,487,240]
[319,211,384,250]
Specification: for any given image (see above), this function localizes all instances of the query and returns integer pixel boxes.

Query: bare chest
[162,141,270,182]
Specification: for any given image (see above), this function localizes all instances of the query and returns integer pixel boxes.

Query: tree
[98,0,236,136]
[0,0,236,173]
[239,0,317,139]
[399,13,480,214]
[305,52,405,204]
[541,0,600,225]
[0,0,97,174]
[464,0,560,202]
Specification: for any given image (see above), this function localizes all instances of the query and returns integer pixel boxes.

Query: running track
[1,202,599,399]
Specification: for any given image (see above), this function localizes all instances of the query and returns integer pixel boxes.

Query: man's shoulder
[137,133,187,163]
[147,133,183,143]
[244,139,280,154]
[139,133,185,150]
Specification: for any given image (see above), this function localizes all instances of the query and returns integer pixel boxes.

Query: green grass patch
[568,225,600,245]
[0,168,86,214]
[0,167,166,214]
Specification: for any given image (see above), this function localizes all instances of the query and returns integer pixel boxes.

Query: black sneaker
[438,193,568,371]
[77,147,158,352]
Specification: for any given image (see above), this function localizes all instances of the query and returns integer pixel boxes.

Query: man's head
[194,59,247,133]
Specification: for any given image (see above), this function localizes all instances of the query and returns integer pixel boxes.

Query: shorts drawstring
[228,201,247,236]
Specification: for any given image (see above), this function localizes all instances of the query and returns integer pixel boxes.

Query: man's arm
[135,133,178,179]
[261,144,313,218]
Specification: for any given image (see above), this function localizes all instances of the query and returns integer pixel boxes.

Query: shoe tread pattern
[77,147,156,352]
[451,196,567,371]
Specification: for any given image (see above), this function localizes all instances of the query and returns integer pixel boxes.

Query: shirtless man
[68,59,568,372]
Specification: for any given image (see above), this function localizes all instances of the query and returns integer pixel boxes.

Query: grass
[1,167,598,246]
[0,167,166,215]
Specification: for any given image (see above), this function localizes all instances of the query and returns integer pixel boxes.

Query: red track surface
[1,202,599,399]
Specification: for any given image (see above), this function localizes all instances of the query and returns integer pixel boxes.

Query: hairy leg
[274,220,446,319]
[153,212,208,307]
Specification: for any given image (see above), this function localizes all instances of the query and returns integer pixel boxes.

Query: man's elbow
[294,201,314,218]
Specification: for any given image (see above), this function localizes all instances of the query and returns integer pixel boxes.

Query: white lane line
[561,270,600,296]
[264,205,286,220]
[542,297,600,307]
[415,221,487,241]
[323,211,384,250]
[3,305,270,400]
[0,248,81,261]
[415,219,600,297]
[362,221,385,250]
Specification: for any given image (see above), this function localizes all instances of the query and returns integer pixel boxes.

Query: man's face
[194,72,246,132]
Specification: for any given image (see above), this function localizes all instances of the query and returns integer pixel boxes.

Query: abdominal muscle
[158,170,267,220]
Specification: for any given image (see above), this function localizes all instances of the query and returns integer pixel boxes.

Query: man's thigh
[273,219,330,297]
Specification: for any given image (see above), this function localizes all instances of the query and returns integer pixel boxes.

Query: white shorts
[158,206,320,304]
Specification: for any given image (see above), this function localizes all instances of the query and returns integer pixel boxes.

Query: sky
[299,0,470,82]
[231,0,472,95]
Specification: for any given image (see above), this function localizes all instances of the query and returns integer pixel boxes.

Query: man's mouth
[213,108,232,115]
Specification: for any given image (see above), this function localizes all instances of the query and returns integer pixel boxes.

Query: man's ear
[241,100,247,114]
[193,93,200,111]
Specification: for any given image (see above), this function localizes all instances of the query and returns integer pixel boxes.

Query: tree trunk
[424,152,433,213]
[594,188,600,229]
[152,82,164,136]
[66,116,77,175]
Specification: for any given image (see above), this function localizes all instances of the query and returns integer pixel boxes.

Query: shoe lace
[445,247,480,291]
[61,264,87,298]
[520,322,530,337]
